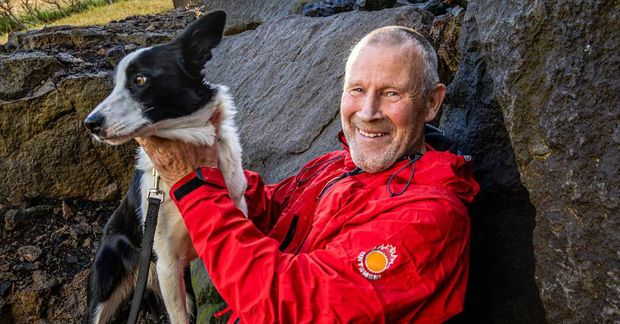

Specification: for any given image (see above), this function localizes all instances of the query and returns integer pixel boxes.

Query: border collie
[83,11,247,323]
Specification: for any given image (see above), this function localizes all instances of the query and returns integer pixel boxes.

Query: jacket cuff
[170,167,226,202]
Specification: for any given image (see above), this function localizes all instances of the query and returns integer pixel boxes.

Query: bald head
[345,26,440,96]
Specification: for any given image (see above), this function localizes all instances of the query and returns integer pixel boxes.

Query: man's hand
[135,112,220,185]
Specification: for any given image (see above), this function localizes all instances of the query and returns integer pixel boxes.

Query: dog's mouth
[94,123,158,145]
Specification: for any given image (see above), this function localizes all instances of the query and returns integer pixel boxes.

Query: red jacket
[170,137,479,323]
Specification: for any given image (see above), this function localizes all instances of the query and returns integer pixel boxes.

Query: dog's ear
[175,10,226,76]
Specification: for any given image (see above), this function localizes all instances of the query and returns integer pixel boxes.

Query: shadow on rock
[441,42,546,323]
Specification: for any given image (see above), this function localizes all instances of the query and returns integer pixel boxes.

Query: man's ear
[175,11,226,76]
[424,83,446,122]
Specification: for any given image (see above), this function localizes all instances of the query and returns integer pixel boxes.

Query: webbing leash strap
[127,169,163,324]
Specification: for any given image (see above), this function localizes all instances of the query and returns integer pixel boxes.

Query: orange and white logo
[357,244,397,280]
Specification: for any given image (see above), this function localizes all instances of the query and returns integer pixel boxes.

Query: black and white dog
[83,11,247,323]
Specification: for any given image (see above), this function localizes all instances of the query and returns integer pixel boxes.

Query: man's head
[340,26,445,173]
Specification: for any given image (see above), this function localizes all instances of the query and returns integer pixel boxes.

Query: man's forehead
[345,43,423,85]
[358,41,420,58]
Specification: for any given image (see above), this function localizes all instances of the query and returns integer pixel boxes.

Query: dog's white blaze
[87,48,155,143]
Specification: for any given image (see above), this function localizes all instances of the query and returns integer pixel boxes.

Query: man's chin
[350,151,394,173]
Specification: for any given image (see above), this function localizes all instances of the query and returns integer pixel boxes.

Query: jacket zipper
[316,167,363,200]
[278,215,298,252]
[290,168,363,255]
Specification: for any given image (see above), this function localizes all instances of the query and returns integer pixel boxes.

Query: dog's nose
[84,112,105,134]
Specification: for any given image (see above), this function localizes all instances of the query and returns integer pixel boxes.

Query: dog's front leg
[156,257,190,324]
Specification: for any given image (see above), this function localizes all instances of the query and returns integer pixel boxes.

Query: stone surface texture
[203,0,316,34]
[0,52,62,100]
[0,72,135,204]
[442,0,619,322]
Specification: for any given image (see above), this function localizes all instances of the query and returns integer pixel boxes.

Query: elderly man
[138,26,479,323]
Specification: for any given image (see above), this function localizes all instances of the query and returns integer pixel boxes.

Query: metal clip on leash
[147,169,164,202]
[128,169,163,324]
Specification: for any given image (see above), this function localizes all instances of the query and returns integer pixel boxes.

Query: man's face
[341,43,430,173]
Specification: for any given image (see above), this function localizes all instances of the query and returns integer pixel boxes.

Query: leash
[127,169,163,324]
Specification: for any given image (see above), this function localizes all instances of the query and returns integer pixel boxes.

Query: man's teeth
[359,129,385,138]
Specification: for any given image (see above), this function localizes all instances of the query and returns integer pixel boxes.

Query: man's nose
[357,93,382,121]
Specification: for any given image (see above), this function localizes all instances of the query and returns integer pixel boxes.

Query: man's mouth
[358,128,387,138]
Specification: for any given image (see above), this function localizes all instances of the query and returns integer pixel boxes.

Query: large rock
[205,6,434,183]
[0,9,201,205]
[442,0,619,322]
[190,260,228,323]
[44,269,89,322]
[203,0,316,34]
[0,72,135,204]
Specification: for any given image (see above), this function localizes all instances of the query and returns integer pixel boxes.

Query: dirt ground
[0,198,169,322]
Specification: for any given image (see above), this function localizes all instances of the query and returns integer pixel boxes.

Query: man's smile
[358,128,388,138]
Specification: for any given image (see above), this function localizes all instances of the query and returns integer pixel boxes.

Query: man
[137,26,479,323]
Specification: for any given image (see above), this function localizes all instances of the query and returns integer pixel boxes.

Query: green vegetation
[1,0,111,35]
[0,0,172,39]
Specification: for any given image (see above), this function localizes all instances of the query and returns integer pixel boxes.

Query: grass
[12,0,67,14]
[41,0,172,27]
[1,0,172,44]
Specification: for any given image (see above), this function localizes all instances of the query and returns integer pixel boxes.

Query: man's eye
[351,88,364,93]
[134,74,147,86]
[385,91,399,97]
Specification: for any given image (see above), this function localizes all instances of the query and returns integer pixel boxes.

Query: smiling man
[138,26,480,323]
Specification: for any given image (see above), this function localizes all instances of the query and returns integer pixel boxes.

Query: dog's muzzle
[84,112,105,135]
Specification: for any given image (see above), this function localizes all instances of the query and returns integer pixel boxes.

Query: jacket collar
[336,130,479,203]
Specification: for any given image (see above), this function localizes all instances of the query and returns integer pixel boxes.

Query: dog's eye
[134,74,147,86]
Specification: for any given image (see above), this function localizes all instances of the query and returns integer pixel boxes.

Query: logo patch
[357,244,397,280]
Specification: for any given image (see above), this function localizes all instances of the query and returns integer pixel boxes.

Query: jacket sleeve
[171,168,470,323]
[242,170,297,235]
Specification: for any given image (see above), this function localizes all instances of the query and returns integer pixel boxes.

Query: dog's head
[84,11,226,144]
